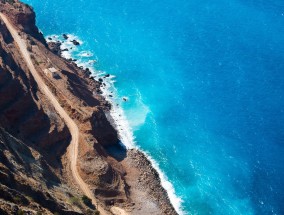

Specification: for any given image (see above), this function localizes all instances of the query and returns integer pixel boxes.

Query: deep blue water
[22,0,284,214]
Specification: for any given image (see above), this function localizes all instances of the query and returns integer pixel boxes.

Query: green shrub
[81,195,92,208]
[17,210,24,215]
[85,209,93,215]
[30,39,36,45]
[70,197,81,207]
[27,45,32,52]
[13,196,21,203]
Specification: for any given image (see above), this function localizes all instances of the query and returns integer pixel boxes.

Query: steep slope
[0,126,82,215]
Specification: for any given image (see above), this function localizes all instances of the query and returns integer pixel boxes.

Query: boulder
[62,33,68,40]
[71,39,80,46]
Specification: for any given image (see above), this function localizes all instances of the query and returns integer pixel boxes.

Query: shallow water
[22,0,284,214]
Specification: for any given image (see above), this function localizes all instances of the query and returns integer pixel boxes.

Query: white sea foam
[103,81,137,149]
[126,90,150,130]
[78,51,94,57]
[47,34,83,59]
[46,34,186,214]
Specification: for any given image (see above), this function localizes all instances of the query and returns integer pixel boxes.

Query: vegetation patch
[81,195,93,208]
[69,196,82,208]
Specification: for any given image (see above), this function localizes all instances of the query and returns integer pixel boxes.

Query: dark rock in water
[47,41,62,56]
[103,83,106,86]
[99,78,103,82]
[123,97,128,102]
[104,74,110,78]
[71,39,80,46]
[85,69,91,76]
[89,77,95,80]
[109,95,113,97]
[97,89,103,94]
[48,37,52,40]
[63,34,68,40]
[105,102,112,109]
[61,48,68,52]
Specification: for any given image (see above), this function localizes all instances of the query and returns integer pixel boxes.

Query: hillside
[0,1,177,214]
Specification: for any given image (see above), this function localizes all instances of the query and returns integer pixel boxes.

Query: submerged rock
[71,39,80,46]
[63,33,68,39]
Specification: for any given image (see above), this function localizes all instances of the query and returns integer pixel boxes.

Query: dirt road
[0,13,110,215]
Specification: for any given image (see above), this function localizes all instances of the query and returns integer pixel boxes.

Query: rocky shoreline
[126,149,179,214]
[0,0,178,214]
[48,32,178,215]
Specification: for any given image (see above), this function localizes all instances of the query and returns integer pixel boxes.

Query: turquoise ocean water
[22,0,284,214]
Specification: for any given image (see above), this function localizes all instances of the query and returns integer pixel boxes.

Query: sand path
[0,12,112,215]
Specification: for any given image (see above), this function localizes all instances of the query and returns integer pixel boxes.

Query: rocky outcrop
[91,109,118,146]
[0,0,47,45]
[48,41,62,56]
[79,149,128,205]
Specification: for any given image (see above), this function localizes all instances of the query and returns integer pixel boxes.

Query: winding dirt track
[0,13,109,215]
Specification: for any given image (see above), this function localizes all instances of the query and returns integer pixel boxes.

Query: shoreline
[47,33,184,214]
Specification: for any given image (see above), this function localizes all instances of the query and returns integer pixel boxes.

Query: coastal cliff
[0,1,177,214]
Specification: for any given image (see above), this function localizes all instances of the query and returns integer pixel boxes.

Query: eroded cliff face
[0,18,71,167]
[0,127,81,215]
